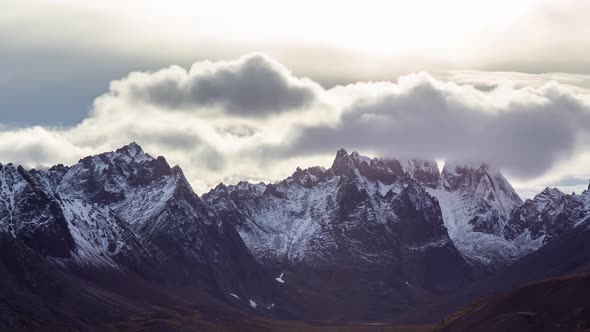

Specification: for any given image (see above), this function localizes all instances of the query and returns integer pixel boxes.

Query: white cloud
[0,127,89,167]
[1,54,590,198]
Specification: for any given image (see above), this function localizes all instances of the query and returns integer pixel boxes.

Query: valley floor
[107,307,432,332]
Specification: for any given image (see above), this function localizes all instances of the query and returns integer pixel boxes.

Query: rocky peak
[110,142,151,163]
[532,187,566,210]
[329,149,440,189]
[214,182,228,192]
[425,161,530,265]
[442,162,491,190]
[51,143,183,208]
[349,151,371,165]
[0,162,15,173]
[441,161,522,217]
[203,181,266,213]
[0,161,75,258]
[504,183,590,245]
[75,143,152,176]
[115,141,144,156]
[539,187,563,195]
[290,166,330,188]
[399,159,440,188]
[331,148,355,176]
[0,163,25,199]
[48,164,70,173]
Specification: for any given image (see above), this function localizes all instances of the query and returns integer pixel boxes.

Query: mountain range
[1,142,589,331]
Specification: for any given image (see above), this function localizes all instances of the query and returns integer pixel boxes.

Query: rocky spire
[115,141,144,157]
[441,161,522,218]
[331,148,355,176]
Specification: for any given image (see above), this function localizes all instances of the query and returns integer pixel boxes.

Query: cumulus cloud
[0,127,89,166]
[276,73,590,178]
[1,54,590,197]
[108,53,320,117]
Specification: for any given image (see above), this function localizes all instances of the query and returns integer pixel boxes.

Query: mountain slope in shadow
[433,272,590,332]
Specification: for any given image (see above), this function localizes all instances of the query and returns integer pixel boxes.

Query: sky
[1,0,590,198]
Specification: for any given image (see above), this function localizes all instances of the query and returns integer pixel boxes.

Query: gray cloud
[135,131,201,150]
[139,132,225,171]
[471,83,498,92]
[217,124,259,138]
[273,74,590,178]
[116,54,318,117]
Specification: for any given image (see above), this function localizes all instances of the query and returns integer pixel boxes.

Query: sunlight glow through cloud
[30,0,537,57]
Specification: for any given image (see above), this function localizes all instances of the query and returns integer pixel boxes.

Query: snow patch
[427,188,537,265]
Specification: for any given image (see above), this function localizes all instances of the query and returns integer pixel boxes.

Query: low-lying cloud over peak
[278,73,590,178]
[1,54,590,197]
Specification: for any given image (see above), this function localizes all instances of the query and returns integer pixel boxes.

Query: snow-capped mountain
[426,162,535,267]
[204,149,538,270]
[205,150,463,268]
[0,143,275,310]
[428,163,590,267]
[504,186,590,244]
[0,163,75,259]
[205,149,586,270]
[204,149,472,319]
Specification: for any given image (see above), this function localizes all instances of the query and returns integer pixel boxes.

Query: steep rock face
[426,162,529,266]
[0,163,75,258]
[400,159,441,188]
[332,155,536,267]
[505,187,590,244]
[0,143,275,313]
[441,162,523,232]
[204,149,471,319]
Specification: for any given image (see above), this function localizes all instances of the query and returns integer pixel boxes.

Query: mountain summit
[428,161,527,266]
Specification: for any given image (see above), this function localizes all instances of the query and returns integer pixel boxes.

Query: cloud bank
[278,74,590,178]
[115,54,320,117]
[1,53,590,197]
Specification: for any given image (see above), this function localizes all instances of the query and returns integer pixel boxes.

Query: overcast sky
[1,0,590,198]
